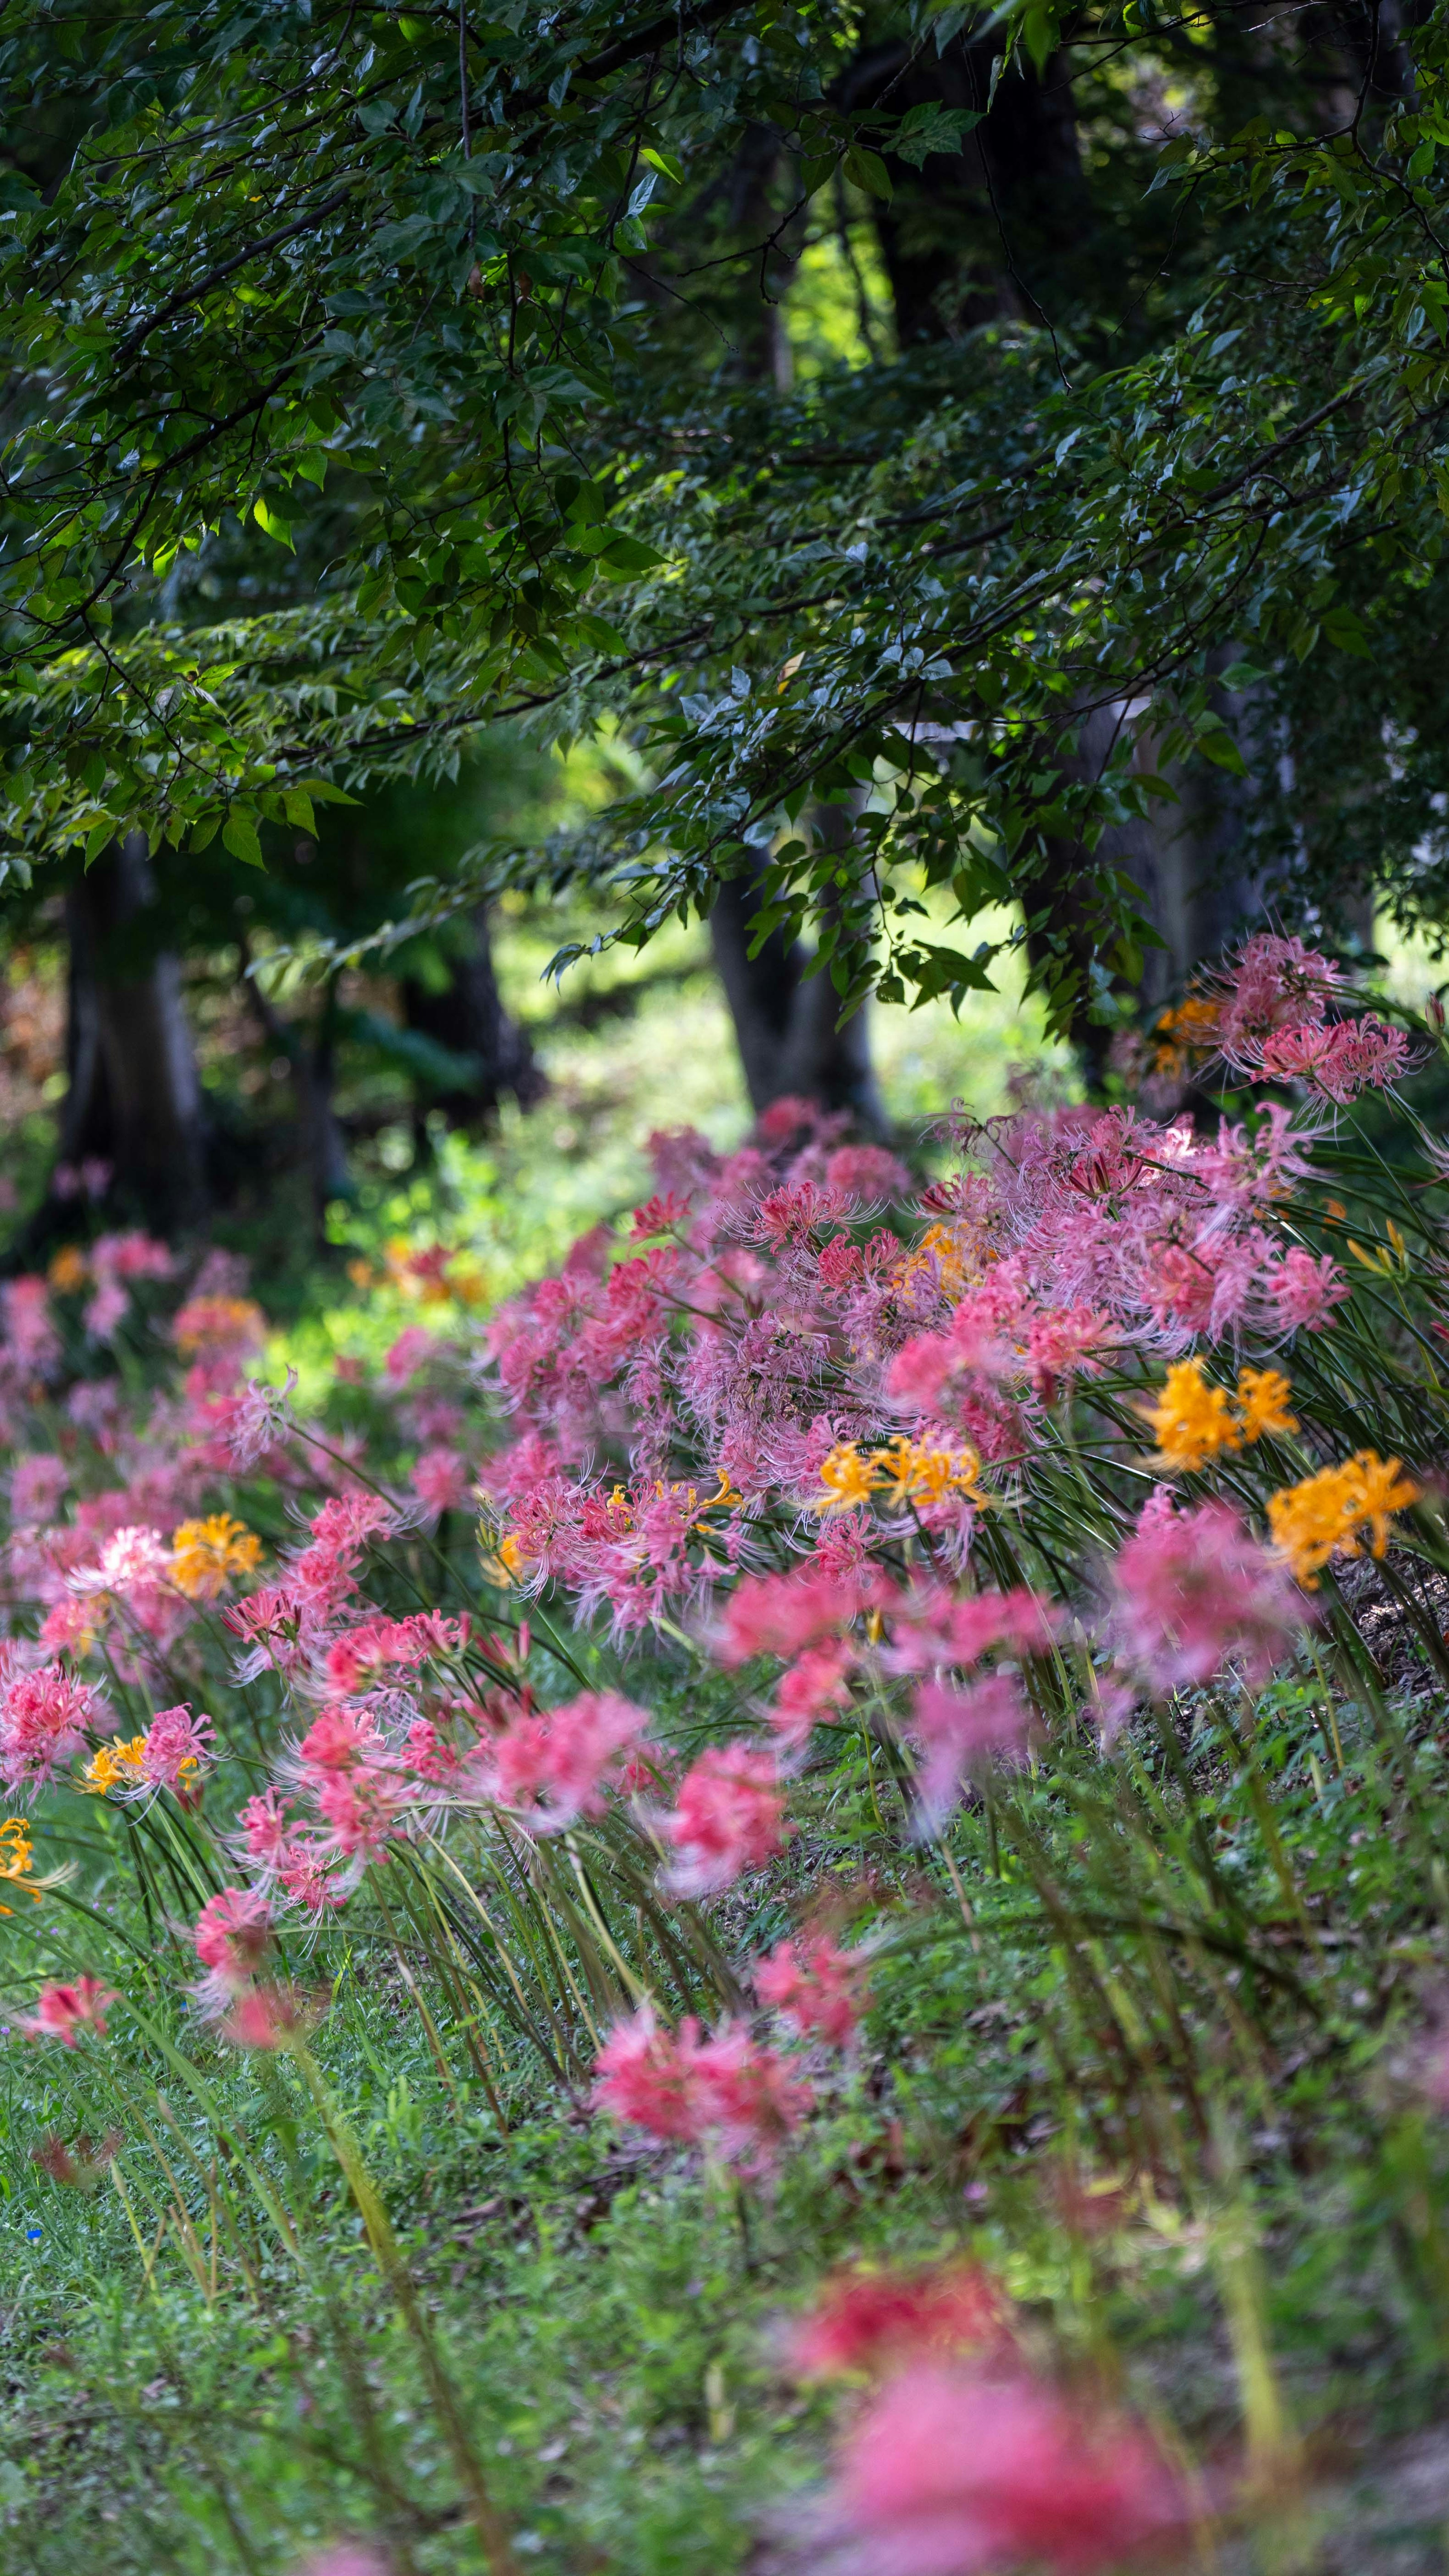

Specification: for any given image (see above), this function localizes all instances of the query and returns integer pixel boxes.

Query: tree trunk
[400,906,545,1132]
[838,31,1089,342]
[709,854,887,1132]
[57,834,208,1229]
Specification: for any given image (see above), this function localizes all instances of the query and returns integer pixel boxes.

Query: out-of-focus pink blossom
[827,1145,911,1204]
[385,1325,439,1384]
[82,1282,130,1342]
[193,1887,273,2000]
[755,1933,866,2045]
[592,2003,710,2142]
[10,1453,68,1524]
[909,1674,1034,1826]
[3,1277,59,1374]
[91,1230,173,1283]
[689,2020,813,2175]
[1111,1495,1304,1694]
[658,1744,788,1894]
[482,1690,652,1831]
[771,1640,856,1743]
[790,2263,1008,2380]
[1265,1247,1350,1332]
[718,1565,872,1668]
[591,2006,811,2173]
[75,1525,171,1601]
[824,2362,1189,2576]
[0,1663,103,1789]
[223,1370,298,1470]
[20,1975,118,2046]
[222,1983,321,2051]
[410,1444,471,1519]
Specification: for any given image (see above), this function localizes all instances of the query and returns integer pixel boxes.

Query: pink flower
[771,1641,856,1743]
[385,1325,439,1384]
[313,1764,410,1862]
[410,1444,471,1519]
[483,1690,652,1831]
[658,1744,788,1894]
[790,2264,1008,2380]
[718,1565,871,1668]
[140,1704,215,1791]
[91,1229,173,1283]
[1265,1247,1349,1332]
[222,1370,298,1470]
[1112,1496,1304,1694]
[193,1887,273,1994]
[20,1975,118,2046]
[689,2021,813,2174]
[755,1934,866,2046]
[592,2003,709,2142]
[82,1281,129,1342]
[0,1663,102,1789]
[591,2006,812,2173]
[1257,1013,1411,1101]
[2,1276,59,1373]
[9,1453,68,1524]
[78,1525,171,1601]
[221,1983,320,2051]
[827,1145,911,1204]
[909,1673,1034,1825]
[825,2363,1188,2576]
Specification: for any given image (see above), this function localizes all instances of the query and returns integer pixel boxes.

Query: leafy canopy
[2,0,1448,1027]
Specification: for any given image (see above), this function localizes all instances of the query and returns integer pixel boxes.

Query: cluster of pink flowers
[787,2261,1188,2576]
[1207,931,1412,1103]
[1109,1491,1306,1698]
[591,2001,815,2176]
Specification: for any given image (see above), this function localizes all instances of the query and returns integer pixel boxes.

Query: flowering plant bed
[5,938,1449,2573]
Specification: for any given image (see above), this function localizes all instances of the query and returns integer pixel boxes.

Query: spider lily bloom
[592,2003,710,2143]
[789,2263,1009,2380]
[221,1982,323,2052]
[169,1512,263,1601]
[822,2362,1189,2576]
[192,1886,274,2015]
[591,2006,811,2174]
[1267,1450,1421,1586]
[0,1663,104,1790]
[657,1744,788,1895]
[1112,1495,1305,1694]
[1265,1247,1350,1332]
[0,1815,45,1912]
[909,1674,1035,1829]
[481,1689,653,1833]
[755,1933,867,2046]
[20,1974,118,2046]
[140,1703,215,1795]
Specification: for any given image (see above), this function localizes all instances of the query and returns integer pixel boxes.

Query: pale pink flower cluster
[1111,1491,1305,1696]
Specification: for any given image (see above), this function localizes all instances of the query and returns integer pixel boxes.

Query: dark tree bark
[400,906,545,1131]
[710,853,887,1132]
[240,954,355,1228]
[838,32,1089,342]
[56,833,208,1229]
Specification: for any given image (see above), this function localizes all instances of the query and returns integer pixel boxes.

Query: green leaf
[638,146,683,185]
[842,145,893,203]
[222,808,265,867]
[283,787,318,835]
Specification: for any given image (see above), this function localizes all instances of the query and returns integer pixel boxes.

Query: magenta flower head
[658,1744,789,1896]
[1111,1495,1305,1697]
[755,1934,867,2048]
[20,1975,118,2046]
[824,2362,1189,2576]
[192,1886,273,2014]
